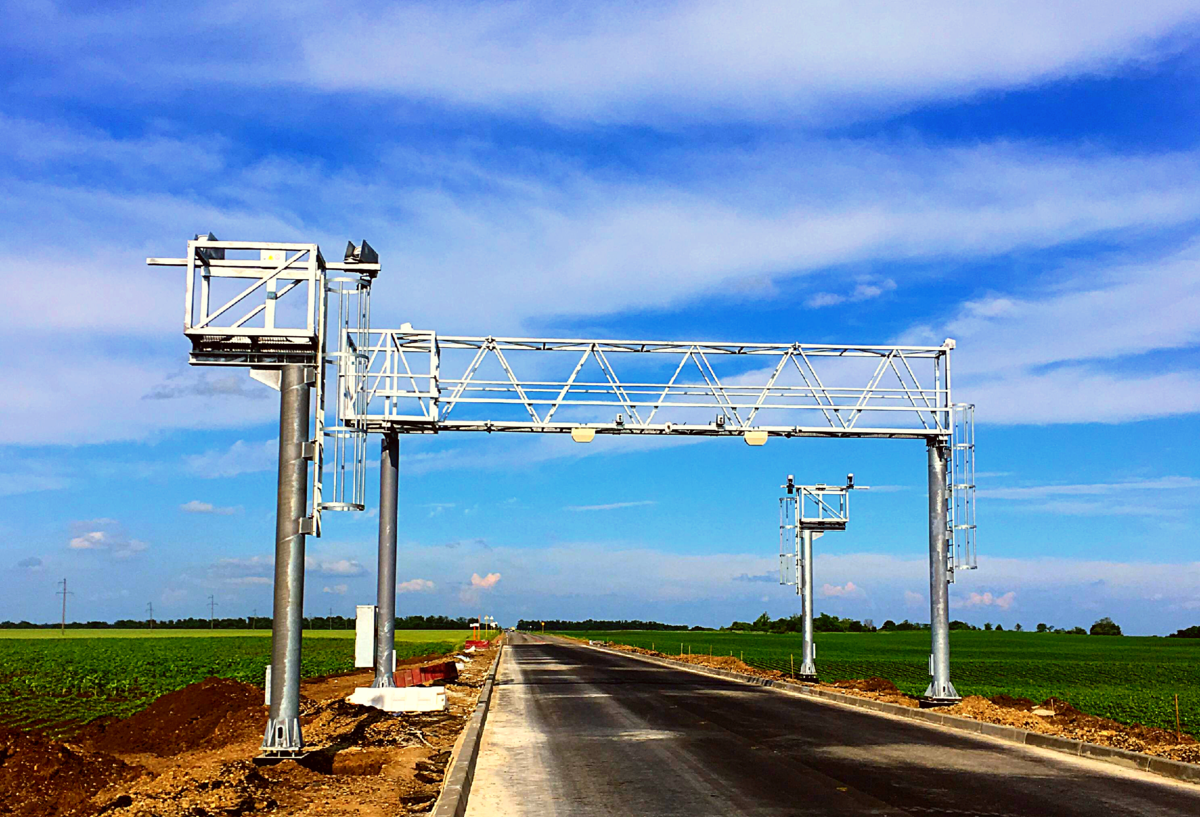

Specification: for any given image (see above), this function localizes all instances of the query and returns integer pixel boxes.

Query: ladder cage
[320,276,373,513]
[779,495,799,586]
[947,403,977,580]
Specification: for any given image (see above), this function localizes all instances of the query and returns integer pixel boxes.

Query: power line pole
[208,594,217,629]
[328,606,333,631]
[253,607,258,630]
[56,579,73,635]
[146,601,154,630]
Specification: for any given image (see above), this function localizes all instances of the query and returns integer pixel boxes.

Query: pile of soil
[832,677,899,693]
[86,677,264,756]
[0,727,137,817]
[948,695,1200,763]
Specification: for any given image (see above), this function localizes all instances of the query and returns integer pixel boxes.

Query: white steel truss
[338,330,960,440]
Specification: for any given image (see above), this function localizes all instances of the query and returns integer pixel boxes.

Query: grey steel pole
[372,431,399,688]
[799,528,817,680]
[261,364,311,756]
[923,439,959,703]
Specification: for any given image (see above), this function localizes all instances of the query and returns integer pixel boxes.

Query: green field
[0,630,471,736]
[0,629,454,640]
[565,630,1200,734]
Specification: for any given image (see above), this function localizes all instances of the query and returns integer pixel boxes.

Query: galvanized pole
[261,364,312,757]
[799,528,817,680]
[923,440,959,703]
[372,431,399,688]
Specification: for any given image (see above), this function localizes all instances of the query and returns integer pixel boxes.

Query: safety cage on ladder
[947,403,977,581]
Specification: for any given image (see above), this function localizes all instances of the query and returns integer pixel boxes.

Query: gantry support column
[261,364,312,757]
[923,439,959,704]
[798,528,817,680]
[372,431,399,688]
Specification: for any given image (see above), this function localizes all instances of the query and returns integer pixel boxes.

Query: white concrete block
[347,686,448,713]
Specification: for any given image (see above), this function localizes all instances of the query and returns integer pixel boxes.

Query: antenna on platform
[149,234,381,761]
[778,475,868,681]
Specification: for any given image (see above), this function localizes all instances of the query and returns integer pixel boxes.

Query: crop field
[0,630,471,736]
[566,630,1200,734]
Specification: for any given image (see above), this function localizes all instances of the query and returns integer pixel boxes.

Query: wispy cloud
[33,2,1190,127]
[185,440,277,479]
[179,500,240,515]
[807,279,896,309]
[323,584,349,595]
[978,476,1200,500]
[565,500,657,512]
[306,558,366,577]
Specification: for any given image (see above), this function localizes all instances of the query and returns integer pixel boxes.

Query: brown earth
[587,638,1198,763]
[0,645,500,816]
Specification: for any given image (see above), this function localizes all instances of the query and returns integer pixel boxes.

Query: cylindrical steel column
[262,364,311,755]
[923,439,959,702]
[799,528,817,679]
[372,431,399,688]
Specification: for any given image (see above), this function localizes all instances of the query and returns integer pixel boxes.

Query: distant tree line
[1168,625,1200,638]
[0,613,476,631]
[519,619,696,631]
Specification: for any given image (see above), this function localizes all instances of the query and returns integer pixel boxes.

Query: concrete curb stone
[431,645,504,817]
[566,638,1200,788]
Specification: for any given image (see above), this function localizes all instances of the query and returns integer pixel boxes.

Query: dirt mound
[989,694,1034,710]
[832,677,899,693]
[87,677,264,757]
[0,726,137,817]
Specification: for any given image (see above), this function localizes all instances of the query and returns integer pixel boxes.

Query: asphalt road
[464,633,1200,816]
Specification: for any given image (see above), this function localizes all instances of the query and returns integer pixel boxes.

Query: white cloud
[323,584,349,595]
[69,531,107,550]
[915,241,1200,424]
[819,581,864,598]
[398,578,435,593]
[307,557,366,577]
[565,500,657,512]
[295,2,1200,126]
[471,572,502,589]
[807,279,896,309]
[904,590,925,608]
[66,519,148,559]
[979,476,1200,500]
[185,439,278,479]
[960,590,1016,610]
[180,500,240,515]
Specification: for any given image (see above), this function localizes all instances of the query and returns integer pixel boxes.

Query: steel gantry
[150,236,978,757]
[779,475,867,681]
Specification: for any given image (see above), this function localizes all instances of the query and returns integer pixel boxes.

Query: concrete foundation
[348,686,447,712]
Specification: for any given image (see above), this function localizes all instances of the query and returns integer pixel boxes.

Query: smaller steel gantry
[779,474,867,680]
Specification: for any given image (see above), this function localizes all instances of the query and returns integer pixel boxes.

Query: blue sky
[3,1,1200,634]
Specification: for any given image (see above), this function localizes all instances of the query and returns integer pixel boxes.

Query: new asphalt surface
[464,633,1200,816]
